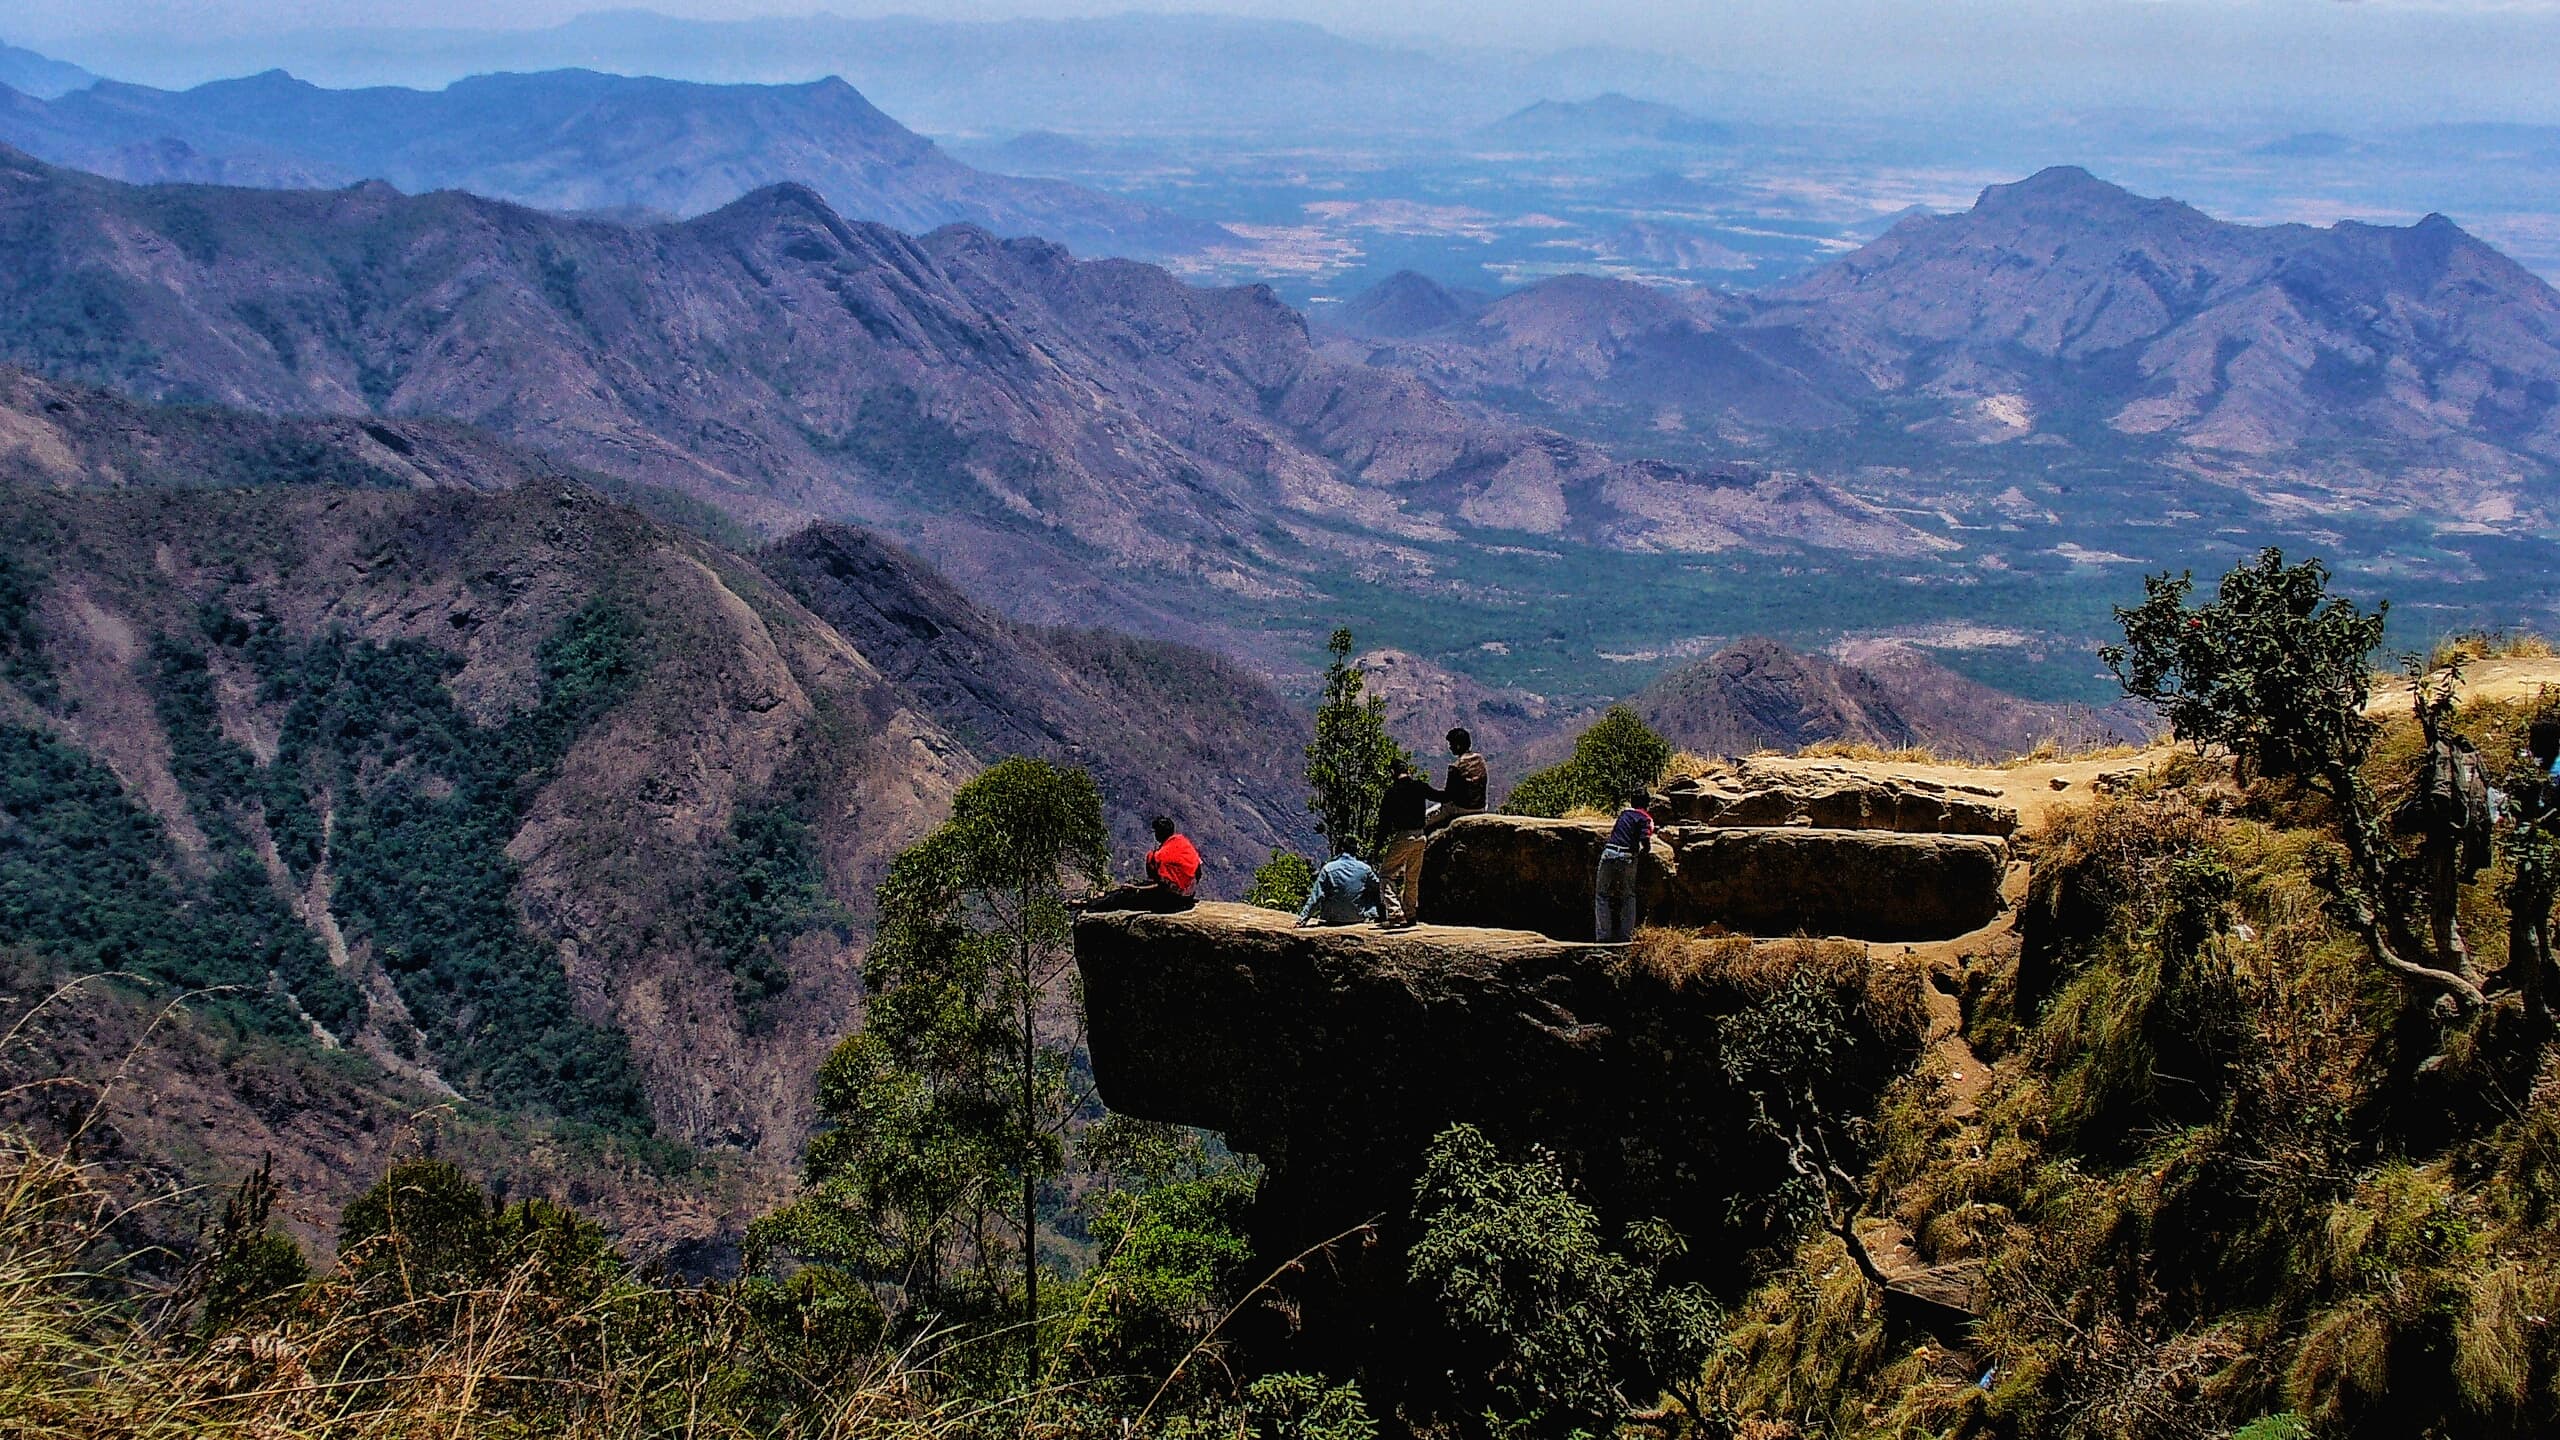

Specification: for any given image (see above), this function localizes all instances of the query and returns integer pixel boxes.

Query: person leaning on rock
[1593,788,1658,944]
[1296,843,1390,928]
[1425,727,1488,832]
[1078,816,1201,914]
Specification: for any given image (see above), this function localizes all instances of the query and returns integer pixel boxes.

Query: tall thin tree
[1305,628,1408,860]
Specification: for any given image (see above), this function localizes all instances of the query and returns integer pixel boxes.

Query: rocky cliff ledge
[1075,901,1928,1364]
[1661,759,2018,836]
[1418,814,2007,941]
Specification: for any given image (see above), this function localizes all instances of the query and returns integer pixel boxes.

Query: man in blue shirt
[1297,845,1389,927]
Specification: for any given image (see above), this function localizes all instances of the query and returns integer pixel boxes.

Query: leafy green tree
[1306,630,1408,860]
[1408,1124,1723,1436]
[1246,849,1317,911]
[2101,548,2483,1010]
[1502,706,1671,818]
[1052,1168,1256,1403]
[751,758,1106,1385]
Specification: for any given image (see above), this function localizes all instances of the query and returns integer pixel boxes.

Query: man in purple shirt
[1594,788,1658,943]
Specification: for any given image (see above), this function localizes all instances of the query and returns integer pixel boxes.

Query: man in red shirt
[1080,816,1201,913]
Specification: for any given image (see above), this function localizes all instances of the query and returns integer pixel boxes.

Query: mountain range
[0,67,1225,259]
[0,148,1934,660]
[1335,166,2560,523]
[28,13,1722,138]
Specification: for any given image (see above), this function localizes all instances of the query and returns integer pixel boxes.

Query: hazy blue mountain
[0,41,92,99]
[39,11,1718,137]
[1332,271,1490,339]
[1475,93,1734,149]
[0,67,1228,257]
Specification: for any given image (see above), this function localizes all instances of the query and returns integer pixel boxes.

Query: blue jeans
[1594,846,1639,943]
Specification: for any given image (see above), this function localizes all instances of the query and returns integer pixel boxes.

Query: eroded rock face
[1661,760,2018,836]
[1417,814,2007,941]
[1074,902,1927,1373]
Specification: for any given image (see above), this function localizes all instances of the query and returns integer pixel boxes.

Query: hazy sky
[12,0,2560,52]
[14,0,2560,124]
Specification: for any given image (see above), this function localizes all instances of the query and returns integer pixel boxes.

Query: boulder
[1074,902,1927,1376]
[1660,761,2016,837]
[1418,815,2006,941]
[1416,816,1678,939]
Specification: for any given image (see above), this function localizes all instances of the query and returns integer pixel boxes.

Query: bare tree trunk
[2325,766,2485,1010]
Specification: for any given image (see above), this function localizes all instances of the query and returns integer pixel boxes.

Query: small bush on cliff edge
[1247,849,1318,911]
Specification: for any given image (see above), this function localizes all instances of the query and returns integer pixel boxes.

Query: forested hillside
[0,369,1314,1246]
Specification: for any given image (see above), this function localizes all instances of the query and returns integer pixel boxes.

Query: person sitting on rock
[1373,758,1434,926]
[1426,727,1488,831]
[1080,816,1201,913]
[1593,787,1657,944]
[1296,843,1389,927]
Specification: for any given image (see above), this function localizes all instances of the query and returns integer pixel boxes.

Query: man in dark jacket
[1374,759,1434,925]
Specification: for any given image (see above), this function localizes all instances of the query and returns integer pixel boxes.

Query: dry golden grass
[1661,737,2157,783]
[0,1130,978,1440]
[1624,931,1925,1040]
[2426,630,2555,671]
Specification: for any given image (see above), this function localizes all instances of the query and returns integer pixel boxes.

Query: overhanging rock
[1418,815,2006,941]
[1073,902,1927,1373]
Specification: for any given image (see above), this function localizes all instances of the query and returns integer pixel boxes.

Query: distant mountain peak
[1336,270,1487,339]
[0,41,93,100]
[1476,92,1730,148]
[1974,164,2144,213]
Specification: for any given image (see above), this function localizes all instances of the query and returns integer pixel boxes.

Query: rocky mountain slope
[0,150,1934,654]
[1340,167,2560,519]
[0,68,1224,258]
[0,367,1315,1239]
[1769,166,2560,467]
[762,523,1316,874]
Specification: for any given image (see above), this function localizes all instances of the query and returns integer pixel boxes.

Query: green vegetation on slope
[149,632,365,1036]
[264,603,651,1130]
[0,725,321,1039]
[696,789,841,1016]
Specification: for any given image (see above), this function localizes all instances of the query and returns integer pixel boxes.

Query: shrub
[1246,850,1317,911]
[1502,706,1671,818]
[1246,1372,1380,1440]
